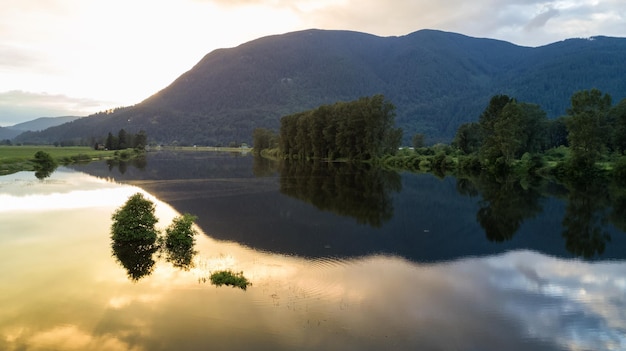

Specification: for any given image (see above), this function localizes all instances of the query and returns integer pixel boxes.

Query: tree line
[450,88,626,173]
[254,95,402,160]
[101,129,147,150]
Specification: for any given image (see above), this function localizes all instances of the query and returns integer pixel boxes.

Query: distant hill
[15,29,626,146]
[1,116,81,140]
[10,116,82,131]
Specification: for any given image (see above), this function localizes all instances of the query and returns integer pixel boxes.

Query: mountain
[10,116,82,132]
[0,127,20,141]
[14,29,626,146]
[1,116,81,140]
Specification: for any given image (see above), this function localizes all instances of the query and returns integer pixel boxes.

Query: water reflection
[106,156,147,174]
[560,173,613,258]
[279,160,401,227]
[67,152,626,261]
[610,187,626,233]
[162,241,197,271]
[457,172,544,242]
[456,169,626,259]
[111,238,158,281]
[34,163,57,179]
[1,169,626,350]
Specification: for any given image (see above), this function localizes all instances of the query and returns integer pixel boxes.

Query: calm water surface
[1,151,625,351]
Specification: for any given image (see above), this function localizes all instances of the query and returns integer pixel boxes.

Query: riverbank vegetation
[379,89,626,182]
[254,89,626,182]
[0,129,149,176]
[0,145,145,175]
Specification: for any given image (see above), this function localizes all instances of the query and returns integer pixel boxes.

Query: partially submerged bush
[209,270,251,290]
[163,213,198,270]
[165,213,198,249]
[111,193,159,242]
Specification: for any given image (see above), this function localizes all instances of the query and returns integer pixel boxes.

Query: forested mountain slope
[15,29,626,145]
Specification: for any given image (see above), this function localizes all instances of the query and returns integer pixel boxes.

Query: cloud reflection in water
[0,169,624,351]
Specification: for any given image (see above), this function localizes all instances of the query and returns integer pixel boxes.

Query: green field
[0,146,121,175]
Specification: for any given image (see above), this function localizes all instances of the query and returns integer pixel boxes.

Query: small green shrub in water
[162,213,198,270]
[165,213,198,249]
[209,270,251,290]
[111,193,159,242]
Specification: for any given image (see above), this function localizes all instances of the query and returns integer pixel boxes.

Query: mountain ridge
[14,29,626,146]
[1,116,81,141]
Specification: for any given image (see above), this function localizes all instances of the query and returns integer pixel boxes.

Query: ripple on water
[251,256,354,312]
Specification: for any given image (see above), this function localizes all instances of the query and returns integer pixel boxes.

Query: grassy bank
[164,145,253,153]
[0,145,255,176]
[0,145,133,175]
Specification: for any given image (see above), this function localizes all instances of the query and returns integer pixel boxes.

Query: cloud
[0,45,42,69]
[525,7,560,31]
[0,90,110,126]
[249,0,625,46]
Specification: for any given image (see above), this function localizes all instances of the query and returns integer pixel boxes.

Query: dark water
[72,150,626,262]
[1,151,625,351]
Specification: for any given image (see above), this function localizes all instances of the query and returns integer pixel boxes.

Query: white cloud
[0,91,109,125]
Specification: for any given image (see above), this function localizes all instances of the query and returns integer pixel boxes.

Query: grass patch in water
[209,270,251,290]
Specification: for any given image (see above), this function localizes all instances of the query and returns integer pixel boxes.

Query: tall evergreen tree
[118,129,128,149]
[278,95,401,160]
[105,132,117,150]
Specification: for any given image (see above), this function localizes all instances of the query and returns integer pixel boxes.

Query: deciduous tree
[611,98,626,154]
[453,122,482,155]
[565,89,612,167]
[111,193,159,242]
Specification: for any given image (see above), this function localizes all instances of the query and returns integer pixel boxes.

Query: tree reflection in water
[457,167,621,259]
[106,156,147,174]
[471,172,543,242]
[279,160,401,227]
[34,165,57,179]
[111,238,159,281]
[111,231,198,279]
[560,170,612,259]
[163,244,196,271]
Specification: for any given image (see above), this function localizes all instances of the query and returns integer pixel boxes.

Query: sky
[1,0,625,126]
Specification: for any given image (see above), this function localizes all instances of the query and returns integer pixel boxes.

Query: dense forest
[11,29,626,146]
[275,95,401,160]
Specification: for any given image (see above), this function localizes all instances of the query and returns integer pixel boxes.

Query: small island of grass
[209,270,251,290]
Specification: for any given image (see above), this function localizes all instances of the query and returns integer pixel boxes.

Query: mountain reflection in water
[1,168,625,350]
